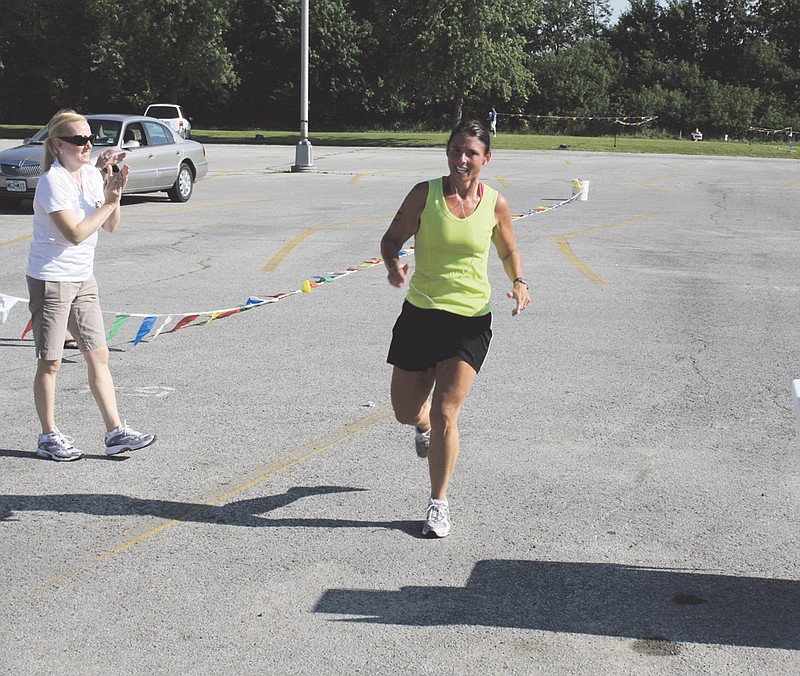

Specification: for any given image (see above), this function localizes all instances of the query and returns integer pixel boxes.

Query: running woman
[380,118,530,537]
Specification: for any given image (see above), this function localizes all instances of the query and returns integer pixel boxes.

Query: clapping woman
[27,109,155,461]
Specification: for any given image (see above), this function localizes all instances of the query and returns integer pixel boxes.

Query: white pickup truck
[144,103,192,138]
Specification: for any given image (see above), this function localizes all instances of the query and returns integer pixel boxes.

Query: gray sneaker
[36,428,83,462]
[415,427,431,458]
[105,422,156,456]
[422,499,451,538]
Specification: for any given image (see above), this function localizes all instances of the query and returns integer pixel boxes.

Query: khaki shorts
[27,275,107,360]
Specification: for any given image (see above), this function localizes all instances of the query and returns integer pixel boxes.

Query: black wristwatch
[513,277,529,288]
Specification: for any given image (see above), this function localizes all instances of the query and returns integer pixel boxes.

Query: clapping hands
[96,149,128,177]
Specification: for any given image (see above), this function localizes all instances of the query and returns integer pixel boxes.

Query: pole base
[291,140,315,172]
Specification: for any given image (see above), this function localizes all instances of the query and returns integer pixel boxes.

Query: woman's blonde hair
[43,109,87,172]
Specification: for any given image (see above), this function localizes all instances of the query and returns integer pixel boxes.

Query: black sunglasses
[59,134,96,146]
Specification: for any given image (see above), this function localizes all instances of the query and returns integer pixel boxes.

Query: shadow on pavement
[0,485,418,535]
[314,559,800,651]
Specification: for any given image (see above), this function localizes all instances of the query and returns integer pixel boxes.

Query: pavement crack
[169,230,200,250]
[126,257,212,290]
[592,464,653,551]
[688,336,709,384]
[769,388,793,415]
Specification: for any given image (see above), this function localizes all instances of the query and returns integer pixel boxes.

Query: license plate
[6,179,26,192]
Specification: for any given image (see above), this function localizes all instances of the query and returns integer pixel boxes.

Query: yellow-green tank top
[407,177,498,317]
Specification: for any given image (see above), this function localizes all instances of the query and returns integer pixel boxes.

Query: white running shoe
[36,428,83,462]
[105,422,156,456]
[415,427,431,458]
[422,498,451,538]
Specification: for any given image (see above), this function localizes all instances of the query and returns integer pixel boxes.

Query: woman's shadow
[0,485,421,535]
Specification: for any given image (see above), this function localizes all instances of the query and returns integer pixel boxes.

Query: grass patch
[191,129,451,148]
[1,123,795,159]
[0,124,41,140]
[192,128,797,159]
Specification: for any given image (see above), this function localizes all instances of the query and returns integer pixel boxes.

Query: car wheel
[167,162,193,202]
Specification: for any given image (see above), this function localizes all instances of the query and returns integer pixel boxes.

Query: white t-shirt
[27,160,105,281]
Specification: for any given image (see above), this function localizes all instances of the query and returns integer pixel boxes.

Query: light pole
[291,0,315,172]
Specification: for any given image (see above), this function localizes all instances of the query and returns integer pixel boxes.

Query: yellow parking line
[633,177,672,192]
[496,175,509,188]
[263,226,326,271]
[123,199,268,218]
[350,173,368,184]
[563,213,662,239]
[555,236,608,286]
[555,213,663,285]
[0,233,32,247]
[205,169,284,180]
[261,215,390,272]
[34,405,393,594]
[188,199,268,211]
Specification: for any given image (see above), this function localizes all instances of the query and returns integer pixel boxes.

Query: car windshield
[89,120,121,146]
[24,120,122,146]
[147,106,181,118]
[28,127,49,144]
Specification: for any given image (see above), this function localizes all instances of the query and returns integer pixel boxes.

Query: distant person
[692,128,703,141]
[27,109,156,461]
[488,107,498,137]
[380,119,530,537]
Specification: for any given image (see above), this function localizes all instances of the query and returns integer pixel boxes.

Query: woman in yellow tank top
[380,119,530,538]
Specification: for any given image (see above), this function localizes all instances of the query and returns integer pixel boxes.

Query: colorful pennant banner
[0,251,411,346]
[747,126,795,137]
[500,113,658,127]
[2,179,586,346]
[510,179,586,220]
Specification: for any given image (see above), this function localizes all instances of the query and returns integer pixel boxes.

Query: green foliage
[90,0,238,109]
[225,0,371,128]
[0,0,237,121]
[184,127,798,159]
[531,39,619,115]
[528,0,613,54]
[381,0,538,125]
[0,0,797,135]
[608,0,800,135]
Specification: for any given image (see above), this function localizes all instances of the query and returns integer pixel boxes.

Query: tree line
[1,0,797,139]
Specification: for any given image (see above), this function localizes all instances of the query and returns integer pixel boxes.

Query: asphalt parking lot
[1,140,798,674]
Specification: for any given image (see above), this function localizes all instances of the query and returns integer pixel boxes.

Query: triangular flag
[170,314,200,332]
[0,294,20,324]
[133,316,158,346]
[152,315,174,339]
[21,318,33,339]
[214,308,241,320]
[105,314,131,341]
[240,297,265,311]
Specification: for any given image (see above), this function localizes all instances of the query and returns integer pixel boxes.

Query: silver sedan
[0,114,209,206]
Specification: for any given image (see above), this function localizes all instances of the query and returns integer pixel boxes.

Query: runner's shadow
[0,486,416,534]
[314,559,800,651]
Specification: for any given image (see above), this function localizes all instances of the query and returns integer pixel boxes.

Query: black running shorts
[387,301,492,373]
